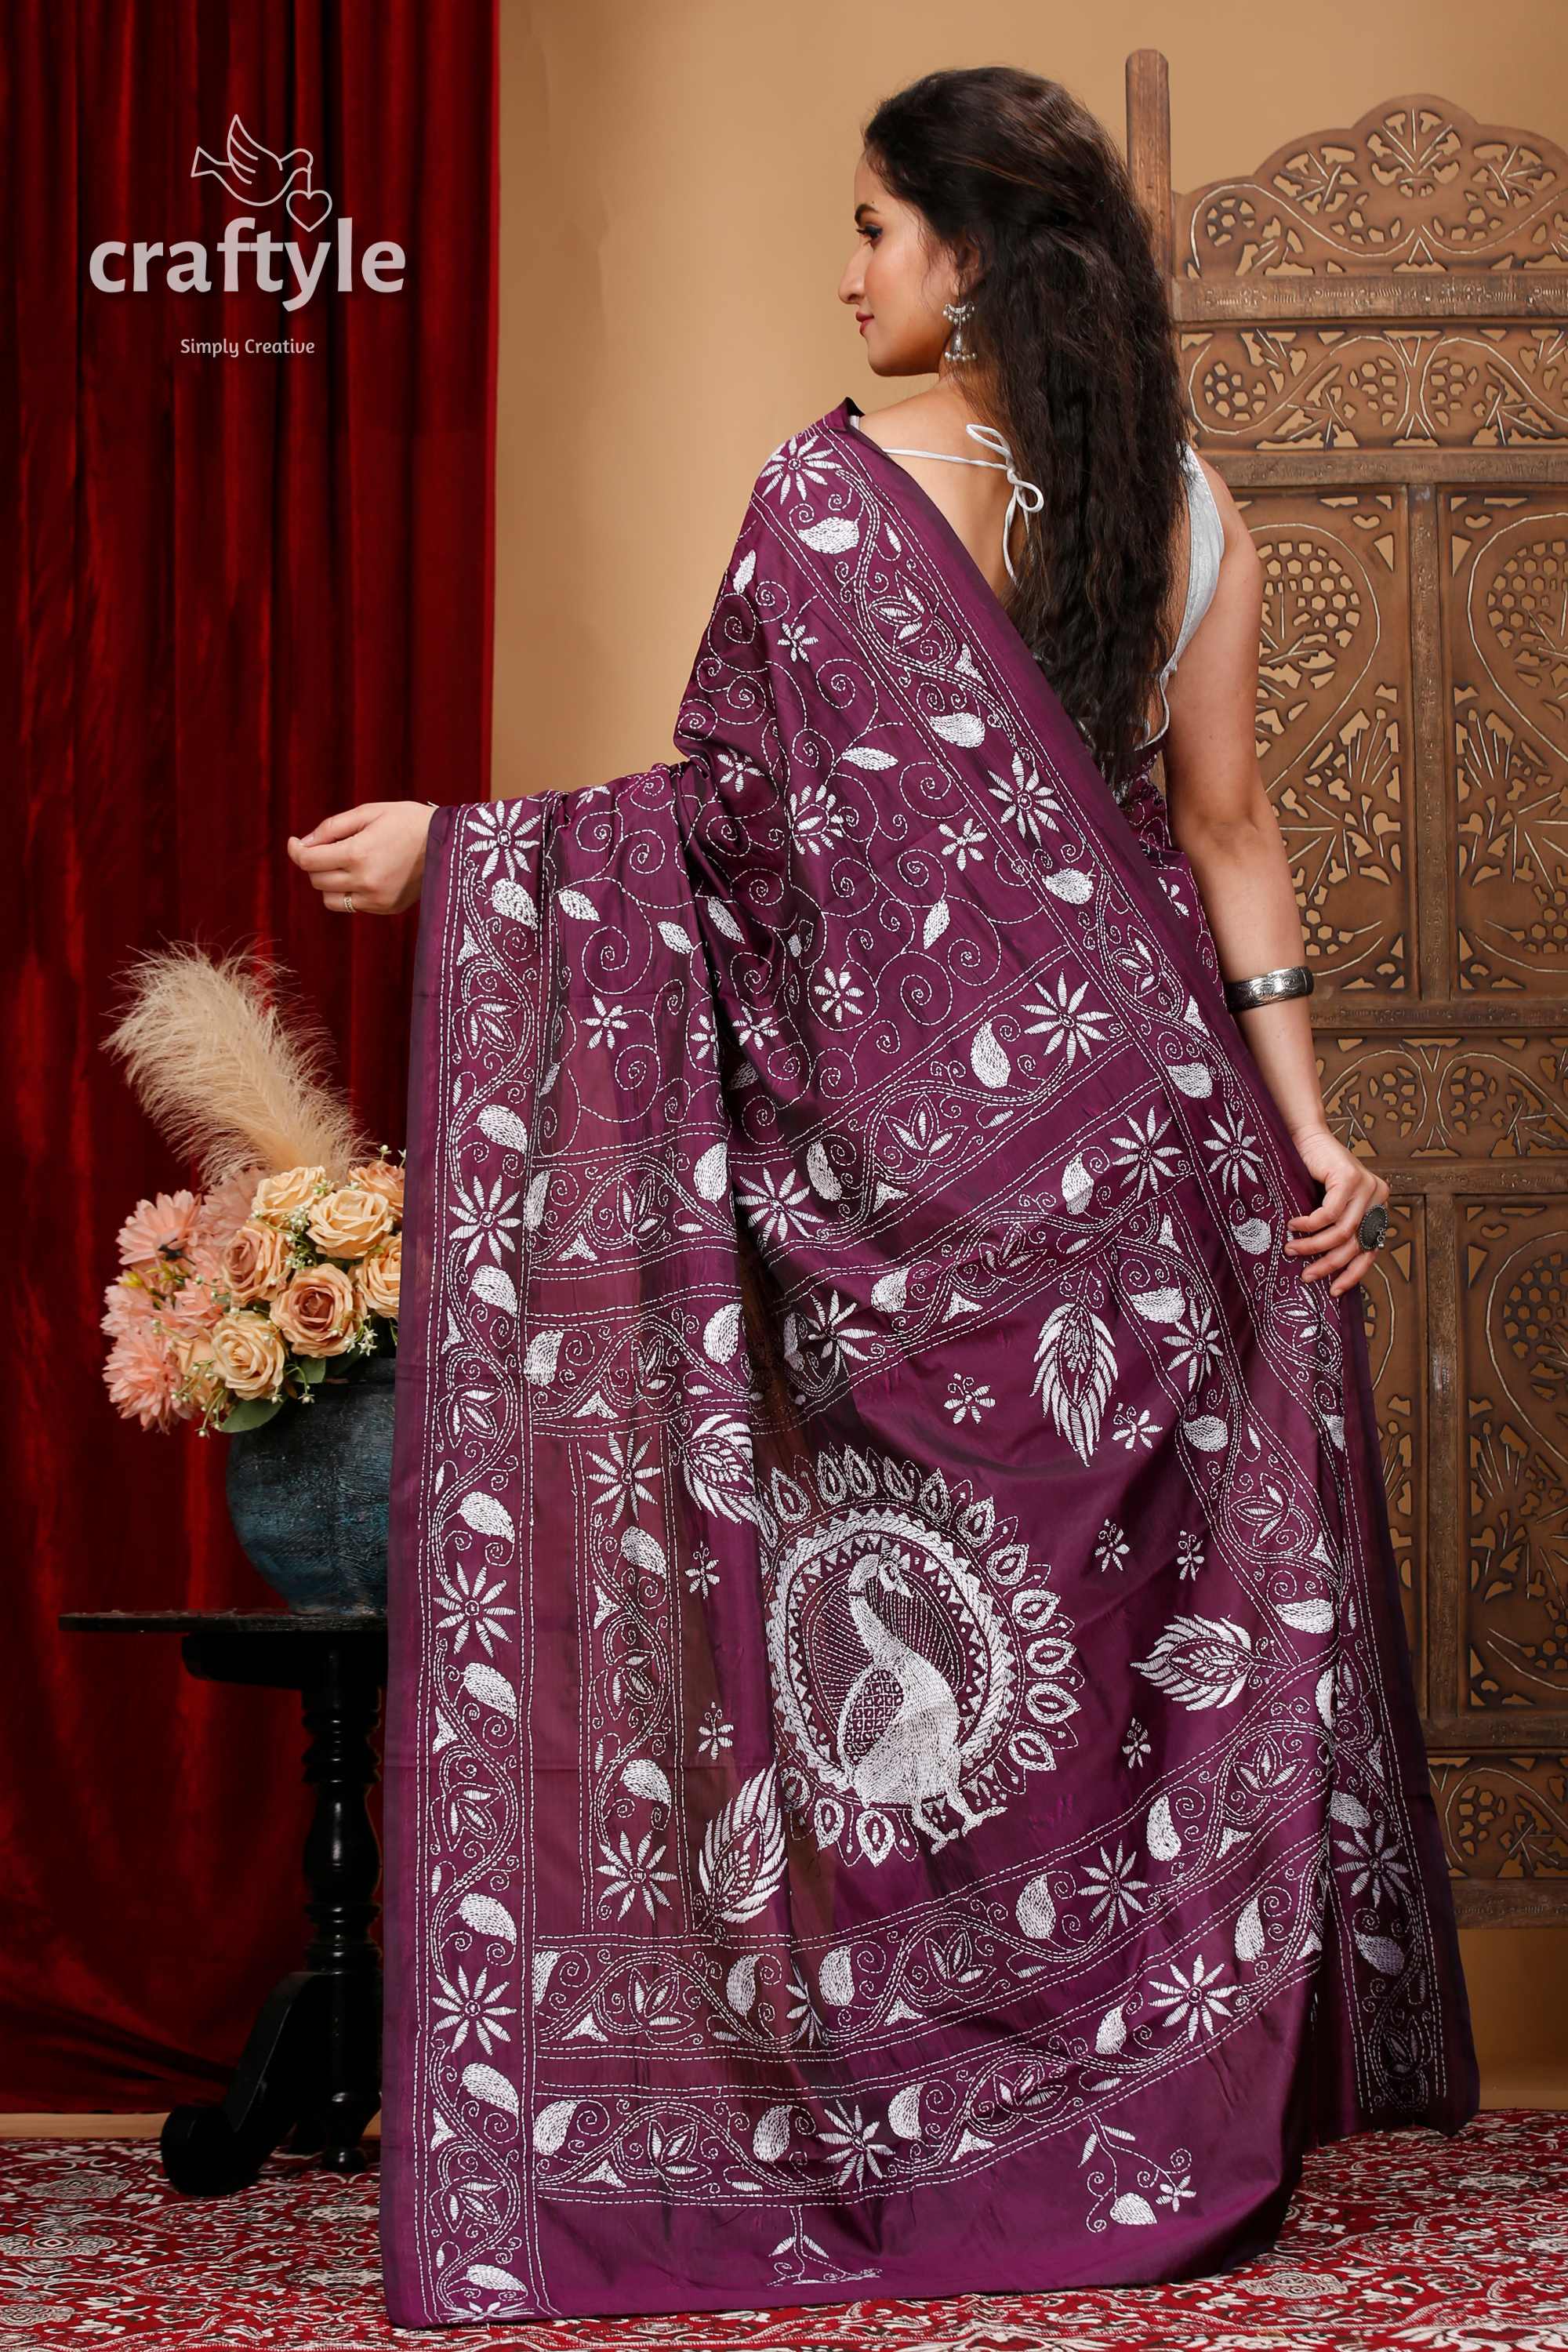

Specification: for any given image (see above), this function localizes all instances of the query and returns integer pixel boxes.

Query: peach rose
[307,1185,394,1261]
[350,1158,405,1218]
[252,1164,326,1221]
[271,1263,359,1357]
[209,1311,289,1399]
[171,1331,230,1415]
[222,1218,292,1306]
[355,1234,402,1320]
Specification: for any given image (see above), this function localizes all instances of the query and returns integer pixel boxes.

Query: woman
[292,66,1478,2330]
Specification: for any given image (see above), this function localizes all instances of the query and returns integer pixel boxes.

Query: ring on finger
[1356,1201,1390,1251]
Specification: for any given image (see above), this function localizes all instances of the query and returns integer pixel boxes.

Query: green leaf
[292,1354,328,1385]
[220,1396,285,1434]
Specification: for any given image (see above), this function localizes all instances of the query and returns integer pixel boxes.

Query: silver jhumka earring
[942,297,975,365]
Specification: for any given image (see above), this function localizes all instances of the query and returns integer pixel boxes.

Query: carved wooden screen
[1126,57,1568,1922]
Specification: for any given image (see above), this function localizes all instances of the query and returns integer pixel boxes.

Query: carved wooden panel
[1127,60,1568,1919]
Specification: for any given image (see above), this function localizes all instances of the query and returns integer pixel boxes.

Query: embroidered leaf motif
[459,1491,515,1541]
[1145,1792,1183,1860]
[1129,1284,1185,1325]
[459,1894,516,1947]
[1015,1874,1057,1944]
[532,2097,578,2152]
[1279,1598,1334,1633]
[490,878,537,927]
[659,920,695,954]
[699,1766,787,1922]
[1062,1155,1094,1214]
[477,1104,529,1152]
[971,1022,1011,1089]
[472,1265,517,1315]
[818,1946,855,2006]
[931,710,985,746]
[924,898,949,947]
[1042,867,1094,903]
[797,517,859,552]
[806,1141,842,1199]
[1110,2193,1158,2226]
[1354,1931,1406,1976]
[694,1142,729,1202]
[621,1758,672,1806]
[704,893,746,942]
[884,2083,923,2139]
[1033,1301,1117,1465]
[841,745,896,768]
[463,1662,517,1721]
[731,549,756,593]
[463,2061,518,2119]
[1134,1614,1254,1711]
[1234,1895,1265,1963]
[556,888,598,921]
[702,1301,741,1362]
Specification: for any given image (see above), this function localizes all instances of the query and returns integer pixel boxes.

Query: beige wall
[495,0,1568,2106]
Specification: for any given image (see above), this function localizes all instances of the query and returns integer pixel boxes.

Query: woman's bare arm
[1157,458,1389,1298]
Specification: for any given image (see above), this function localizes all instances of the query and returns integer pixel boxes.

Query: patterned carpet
[0,2111,1564,2349]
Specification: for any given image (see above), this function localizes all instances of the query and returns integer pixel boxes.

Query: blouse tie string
[960,423,1045,583]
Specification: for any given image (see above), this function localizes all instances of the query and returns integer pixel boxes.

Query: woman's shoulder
[1184,445,1254,570]
[848,387,953,444]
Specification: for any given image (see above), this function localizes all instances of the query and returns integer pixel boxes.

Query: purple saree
[379,394,1479,2325]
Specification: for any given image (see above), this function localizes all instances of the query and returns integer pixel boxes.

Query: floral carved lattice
[1240,493,1409,992]
[1178,96,1568,280]
[1183,325,1568,452]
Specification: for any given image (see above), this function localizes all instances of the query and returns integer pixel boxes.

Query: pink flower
[162,1276,223,1338]
[101,1276,158,1339]
[104,1326,183,1430]
[116,1190,200,1272]
[190,1167,266,1277]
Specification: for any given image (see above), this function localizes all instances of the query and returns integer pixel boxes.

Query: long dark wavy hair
[862,67,1189,797]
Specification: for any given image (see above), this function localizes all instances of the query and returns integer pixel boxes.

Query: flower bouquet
[103,1155,404,1435]
[99,943,405,1610]
[100,944,401,1436]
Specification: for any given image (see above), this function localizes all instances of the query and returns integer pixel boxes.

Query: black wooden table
[58,1609,387,2195]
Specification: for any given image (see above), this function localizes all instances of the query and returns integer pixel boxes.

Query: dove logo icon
[193,116,334,228]
[88,116,405,314]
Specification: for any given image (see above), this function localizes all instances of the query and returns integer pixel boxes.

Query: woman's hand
[1284,1123,1392,1298]
[287,801,437,916]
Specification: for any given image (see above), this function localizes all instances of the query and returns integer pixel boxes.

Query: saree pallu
[380,395,1479,2325]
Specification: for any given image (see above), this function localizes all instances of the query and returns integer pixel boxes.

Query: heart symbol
[286,184,332,234]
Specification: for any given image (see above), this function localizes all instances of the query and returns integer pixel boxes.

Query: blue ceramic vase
[223,1352,396,1613]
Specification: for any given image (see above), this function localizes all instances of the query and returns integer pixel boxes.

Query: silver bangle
[1223,964,1314,1014]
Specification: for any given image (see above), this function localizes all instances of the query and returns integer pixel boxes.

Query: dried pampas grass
[102,943,375,1185]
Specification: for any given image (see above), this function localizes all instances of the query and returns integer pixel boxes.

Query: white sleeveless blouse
[848,411,1225,750]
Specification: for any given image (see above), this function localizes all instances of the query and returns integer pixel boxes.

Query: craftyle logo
[89,113,405,311]
[191,115,332,233]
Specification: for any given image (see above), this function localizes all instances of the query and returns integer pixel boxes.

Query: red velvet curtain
[1,0,498,2107]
